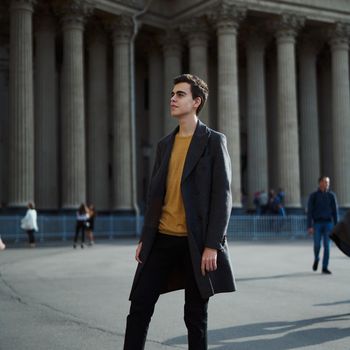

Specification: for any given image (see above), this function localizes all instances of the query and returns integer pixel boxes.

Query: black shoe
[73,244,76,249]
[322,268,332,274]
[312,260,319,271]
[81,244,84,249]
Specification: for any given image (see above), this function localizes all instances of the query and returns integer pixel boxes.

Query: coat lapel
[158,126,178,183]
[181,120,210,183]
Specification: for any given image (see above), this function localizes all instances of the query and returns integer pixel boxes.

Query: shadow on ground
[165,313,350,350]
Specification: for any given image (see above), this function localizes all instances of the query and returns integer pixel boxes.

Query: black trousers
[74,221,85,244]
[123,234,209,350]
[26,230,35,244]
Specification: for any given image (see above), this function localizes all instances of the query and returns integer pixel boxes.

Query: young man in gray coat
[123,74,236,350]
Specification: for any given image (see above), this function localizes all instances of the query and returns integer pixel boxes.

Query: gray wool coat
[129,120,236,300]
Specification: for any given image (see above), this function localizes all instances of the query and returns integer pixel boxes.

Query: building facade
[1,0,350,213]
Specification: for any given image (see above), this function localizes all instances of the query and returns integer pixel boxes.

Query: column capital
[329,22,350,50]
[160,29,183,57]
[274,13,305,43]
[0,3,9,45]
[10,0,36,12]
[297,32,324,56]
[209,1,246,35]
[181,16,209,47]
[34,3,56,32]
[53,0,94,29]
[86,16,107,45]
[244,24,270,51]
[139,33,161,56]
[107,15,133,45]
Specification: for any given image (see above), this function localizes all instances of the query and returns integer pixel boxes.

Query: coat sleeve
[139,143,162,243]
[205,134,232,250]
[331,192,339,225]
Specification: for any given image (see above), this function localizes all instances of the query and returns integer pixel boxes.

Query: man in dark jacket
[123,74,236,350]
[307,176,339,274]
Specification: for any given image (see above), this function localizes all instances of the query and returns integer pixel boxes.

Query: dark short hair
[28,202,35,209]
[173,74,209,115]
[318,175,329,183]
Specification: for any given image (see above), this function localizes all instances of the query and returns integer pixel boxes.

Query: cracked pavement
[0,239,349,350]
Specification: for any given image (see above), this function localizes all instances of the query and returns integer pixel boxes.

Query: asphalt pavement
[0,239,349,350]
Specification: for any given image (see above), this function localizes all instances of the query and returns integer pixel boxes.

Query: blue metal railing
[0,215,309,243]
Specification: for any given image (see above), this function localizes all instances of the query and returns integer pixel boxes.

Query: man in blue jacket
[307,176,339,274]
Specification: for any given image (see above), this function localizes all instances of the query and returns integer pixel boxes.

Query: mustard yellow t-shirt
[158,134,192,236]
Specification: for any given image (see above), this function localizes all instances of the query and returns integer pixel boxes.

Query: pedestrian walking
[86,204,96,246]
[20,202,38,248]
[0,235,5,250]
[307,176,339,274]
[73,203,89,249]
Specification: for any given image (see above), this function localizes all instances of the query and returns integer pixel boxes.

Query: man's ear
[194,97,202,109]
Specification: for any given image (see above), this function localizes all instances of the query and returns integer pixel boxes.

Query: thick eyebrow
[171,90,188,96]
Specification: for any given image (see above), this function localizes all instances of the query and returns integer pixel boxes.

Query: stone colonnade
[4,0,350,211]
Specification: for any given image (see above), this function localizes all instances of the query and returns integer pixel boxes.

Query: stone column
[266,49,278,191]
[329,23,350,206]
[86,22,109,210]
[56,1,93,208]
[184,17,210,125]
[298,36,321,207]
[148,42,163,176]
[161,29,182,134]
[0,37,9,207]
[34,8,58,209]
[8,0,36,207]
[214,3,246,207]
[111,16,133,211]
[275,14,303,208]
[246,30,268,207]
[318,51,333,181]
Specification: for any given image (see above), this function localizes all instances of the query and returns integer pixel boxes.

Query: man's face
[170,82,200,119]
[319,177,330,191]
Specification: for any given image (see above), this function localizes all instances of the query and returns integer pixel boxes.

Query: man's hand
[307,227,314,235]
[135,242,143,263]
[201,247,217,276]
